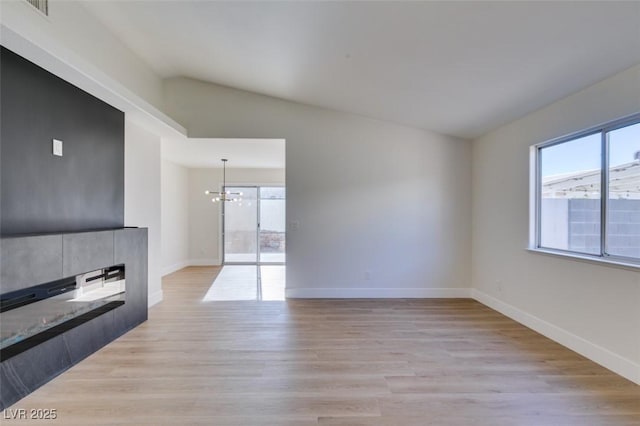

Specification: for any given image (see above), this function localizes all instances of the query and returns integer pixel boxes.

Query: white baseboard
[161,259,221,276]
[286,287,471,299]
[188,258,222,266]
[148,289,163,308]
[161,260,190,276]
[471,289,640,385]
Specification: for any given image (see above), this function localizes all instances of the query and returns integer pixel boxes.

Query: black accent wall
[0,47,125,236]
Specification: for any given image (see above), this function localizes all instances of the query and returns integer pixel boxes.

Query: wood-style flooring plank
[2,266,638,425]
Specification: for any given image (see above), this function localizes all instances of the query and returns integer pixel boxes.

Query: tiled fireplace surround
[0,228,148,410]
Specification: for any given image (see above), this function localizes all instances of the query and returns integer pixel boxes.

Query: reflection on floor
[202,265,285,301]
[224,253,286,263]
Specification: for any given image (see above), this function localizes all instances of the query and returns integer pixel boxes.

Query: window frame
[531,113,640,266]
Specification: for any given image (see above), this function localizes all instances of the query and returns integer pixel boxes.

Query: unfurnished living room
[0,1,639,425]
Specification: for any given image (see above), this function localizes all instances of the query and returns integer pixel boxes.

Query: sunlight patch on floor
[261,265,286,301]
[224,253,286,263]
[202,265,285,301]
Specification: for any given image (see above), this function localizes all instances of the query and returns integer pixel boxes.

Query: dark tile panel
[114,228,148,326]
[0,235,63,293]
[1,332,72,404]
[62,231,114,277]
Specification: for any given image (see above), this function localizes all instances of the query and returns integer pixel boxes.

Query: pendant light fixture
[204,159,242,202]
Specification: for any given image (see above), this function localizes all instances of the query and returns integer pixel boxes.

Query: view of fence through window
[540,133,602,254]
[607,124,640,258]
[259,187,286,263]
[538,120,640,260]
[224,186,285,264]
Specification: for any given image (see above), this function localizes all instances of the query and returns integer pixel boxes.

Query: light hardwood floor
[3,266,640,425]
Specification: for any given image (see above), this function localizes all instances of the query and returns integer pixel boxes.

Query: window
[533,114,640,264]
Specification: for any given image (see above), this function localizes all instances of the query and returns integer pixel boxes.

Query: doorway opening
[204,185,285,301]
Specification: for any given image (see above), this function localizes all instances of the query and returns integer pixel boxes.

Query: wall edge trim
[471,288,640,385]
[285,287,472,299]
[148,289,163,308]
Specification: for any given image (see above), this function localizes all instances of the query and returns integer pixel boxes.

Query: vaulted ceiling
[84,1,640,139]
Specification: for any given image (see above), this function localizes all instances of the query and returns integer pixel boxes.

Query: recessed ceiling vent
[24,0,48,16]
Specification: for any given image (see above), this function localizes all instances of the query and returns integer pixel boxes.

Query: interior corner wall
[161,158,190,276]
[0,0,164,110]
[124,119,162,307]
[164,78,472,297]
[188,167,286,266]
[471,64,640,383]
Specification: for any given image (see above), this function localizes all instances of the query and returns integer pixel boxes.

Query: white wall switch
[52,139,63,156]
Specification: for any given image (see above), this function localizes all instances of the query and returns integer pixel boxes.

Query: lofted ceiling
[83,1,640,140]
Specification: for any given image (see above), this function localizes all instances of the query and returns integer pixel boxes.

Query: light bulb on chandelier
[204,159,243,203]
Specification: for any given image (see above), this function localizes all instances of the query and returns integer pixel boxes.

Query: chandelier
[204,159,242,203]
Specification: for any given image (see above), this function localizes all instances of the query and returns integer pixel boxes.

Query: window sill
[526,248,640,272]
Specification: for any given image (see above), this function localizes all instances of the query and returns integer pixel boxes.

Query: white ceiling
[162,138,285,169]
[84,1,640,139]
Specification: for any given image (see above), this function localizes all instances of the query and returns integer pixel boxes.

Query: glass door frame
[222,185,285,266]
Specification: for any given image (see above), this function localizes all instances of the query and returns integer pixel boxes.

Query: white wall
[161,159,190,275]
[472,64,640,383]
[165,78,472,297]
[124,120,162,307]
[189,168,285,265]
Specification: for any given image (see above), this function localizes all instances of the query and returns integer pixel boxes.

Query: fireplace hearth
[0,228,148,410]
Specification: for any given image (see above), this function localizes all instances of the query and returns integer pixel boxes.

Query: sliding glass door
[223,187,258,263]
[223,186,285,265]
[259,187,286,264]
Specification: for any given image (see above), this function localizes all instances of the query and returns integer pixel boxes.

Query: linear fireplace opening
[0,265,125,361]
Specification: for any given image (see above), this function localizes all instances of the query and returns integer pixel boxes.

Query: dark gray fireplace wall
[0,228,148,410]
[0,46,125,236]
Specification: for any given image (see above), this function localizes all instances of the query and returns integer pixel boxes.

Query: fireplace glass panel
[0,265,125,356]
